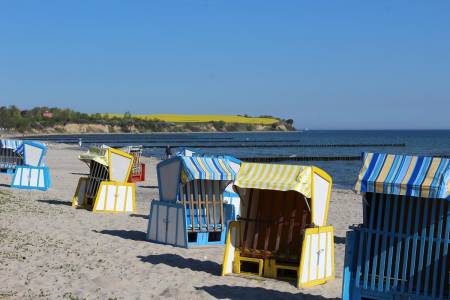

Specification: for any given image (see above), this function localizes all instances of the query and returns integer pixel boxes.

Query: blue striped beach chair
[343,152,450,300]
[146,155,241,248]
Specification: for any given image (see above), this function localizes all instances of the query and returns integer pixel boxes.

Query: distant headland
[0,106,295,134]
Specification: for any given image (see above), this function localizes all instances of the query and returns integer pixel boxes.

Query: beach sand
[0,143,363,299]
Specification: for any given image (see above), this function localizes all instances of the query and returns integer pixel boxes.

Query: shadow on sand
[93,229,147,241]
[129,213,149,219]
[334,236,346,244]
[70,172,89,176]
[141,185,159,189]
[138,254,221,276]
[196,285,340,300]
[37,199,72,206]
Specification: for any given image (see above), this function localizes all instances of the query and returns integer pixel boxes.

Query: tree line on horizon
[0,106,294,133]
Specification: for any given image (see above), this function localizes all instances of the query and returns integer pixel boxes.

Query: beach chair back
[85,160,109,205]
[179,179,228,232]
[0,148,23,171]
[349,193,449,297]
[343,152,450,299]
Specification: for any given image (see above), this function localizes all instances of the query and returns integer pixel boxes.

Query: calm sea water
[33,130,450,189]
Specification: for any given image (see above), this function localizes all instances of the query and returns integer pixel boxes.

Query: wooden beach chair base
[222,221,335,288]
[147,201,235,248]
[92,182,135,213]
[10,166,51,191]
[72,178,136,213]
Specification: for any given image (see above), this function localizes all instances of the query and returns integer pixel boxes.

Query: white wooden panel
[148,204,158,241]
[110,152,132,182]
[313,173,329,226]
[13,168,22,185]
[105,185,116,211]
[317,232,327,279]
[176,207,185,246]
[125,187,133,212]
[166,206,178,245]
[38,169,45,187]
[326,231,333,277]
[21,168,31,186]
[309,233,319,280]
[29,169,39,187]
[24,144,43,167]
[301,235,311,283]
[226,224,238,274]
[116,186,126,211]
[157,205,168,243]
[95,185,107,210]
[159,160,181,201]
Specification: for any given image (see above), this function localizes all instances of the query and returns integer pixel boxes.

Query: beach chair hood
[354,152,450,199]
[233,162,332,227]
[180,156,240,183]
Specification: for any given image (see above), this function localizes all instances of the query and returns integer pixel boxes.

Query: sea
[32,130,450,189]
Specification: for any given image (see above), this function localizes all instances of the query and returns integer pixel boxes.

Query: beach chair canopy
[1,139,23,152]
[158,155,241,202]
[354,152,450,199]
[79,145,109,166]
[180,156,240,182]
[79,147,133,182]
[21,141,47,167]
[233,162,332,227]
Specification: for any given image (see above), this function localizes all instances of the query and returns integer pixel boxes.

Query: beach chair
[0,139,23,174]
[222,163,335,288]
[122,146,145,183]
[146,155,241,247]
[72,147,136,213]
[342,152,450,300]
[9,141,51,191]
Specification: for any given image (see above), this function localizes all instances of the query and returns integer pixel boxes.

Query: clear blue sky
[1,1,449,129]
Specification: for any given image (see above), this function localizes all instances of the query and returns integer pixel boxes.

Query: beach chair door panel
[298,226,334,288]
[165,205,186,247]
[148,202,186,247]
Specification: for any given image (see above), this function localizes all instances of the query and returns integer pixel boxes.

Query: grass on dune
[105,114,279,125]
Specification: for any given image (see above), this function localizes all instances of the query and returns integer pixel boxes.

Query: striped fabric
[234,162,313,198]
[180,156,238,182]
[1,139,23,152]
[354,152,450,199]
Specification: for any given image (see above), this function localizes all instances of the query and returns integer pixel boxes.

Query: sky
[1,1,449,129]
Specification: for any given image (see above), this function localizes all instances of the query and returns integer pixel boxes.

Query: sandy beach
[0,143,363,299]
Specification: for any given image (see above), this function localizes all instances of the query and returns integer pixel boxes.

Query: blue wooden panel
[422,199,437,296]
[378,195,391,291]
[363,192,377,289]
[439,204,449,299]
[431,200,444,298]
[385,195,398,291]
[401,196,414,291]
[371,193,384,290]
[392,195,406,290]
[407,197,422,293]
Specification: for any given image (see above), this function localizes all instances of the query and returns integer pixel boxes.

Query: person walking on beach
[165,145,172,159]
[78,138,82,148]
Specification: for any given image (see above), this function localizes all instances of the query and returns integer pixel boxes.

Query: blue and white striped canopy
[180,156,239,182]
[1,139,23,152]
[354,152,450,199]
